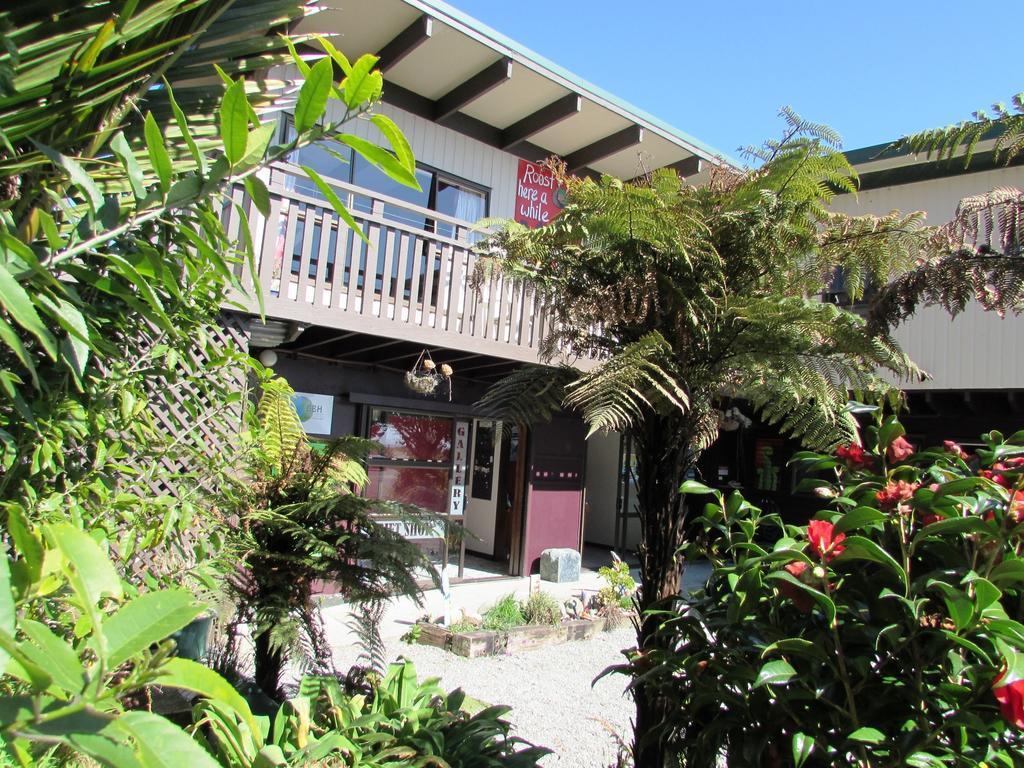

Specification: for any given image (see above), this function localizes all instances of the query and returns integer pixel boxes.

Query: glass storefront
[364,409,454,516]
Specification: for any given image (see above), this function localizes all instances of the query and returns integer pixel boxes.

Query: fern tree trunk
[630,408,709,768]
[253,629,286,700]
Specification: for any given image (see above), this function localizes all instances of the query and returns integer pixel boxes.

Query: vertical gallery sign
[450,420,470,517]
[514,159,565,228]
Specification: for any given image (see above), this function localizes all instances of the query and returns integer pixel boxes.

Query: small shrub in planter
[482,593,526,631]
[621,416,1024,767]
[522,591,563,626]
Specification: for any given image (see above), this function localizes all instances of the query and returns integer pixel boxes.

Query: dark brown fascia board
[375,15,433,72]
[501,93,582,150]
[433,56,513,122]
[564,124,644,173]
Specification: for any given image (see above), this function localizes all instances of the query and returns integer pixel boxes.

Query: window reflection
[368,411,452,463]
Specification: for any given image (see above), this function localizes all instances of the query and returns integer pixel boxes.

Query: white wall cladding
[322,97,521,220]
[830,165,1024,391]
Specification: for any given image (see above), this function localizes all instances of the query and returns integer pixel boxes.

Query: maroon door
[521,417,587,574]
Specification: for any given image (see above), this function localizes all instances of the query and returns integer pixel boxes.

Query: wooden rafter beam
[375,15,433,72]
[434,57,513,122]
[667,155,703,178]
[501,93,581,150]
[564,124,643,173]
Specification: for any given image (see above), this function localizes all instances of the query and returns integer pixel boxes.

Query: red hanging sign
[514,159,565,228]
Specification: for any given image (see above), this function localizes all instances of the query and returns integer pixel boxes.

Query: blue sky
[451,0,1024,162]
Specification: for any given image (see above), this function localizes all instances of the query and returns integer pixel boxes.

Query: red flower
[836,443,872,469]
[943,440,967,459]
[1009,491,1024,525]
[780,561,813,612]
[994,670,1024,729]
[807,520,846,561]
[875,480,920,513]
[886,436,915,463]
[980,469,1014,489]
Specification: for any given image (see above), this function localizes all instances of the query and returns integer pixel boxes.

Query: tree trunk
[253,629,285,700]
[630,411,704,768]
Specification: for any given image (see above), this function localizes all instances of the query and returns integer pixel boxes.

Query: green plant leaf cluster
[624,419,1024,766]
[197,662,550,767]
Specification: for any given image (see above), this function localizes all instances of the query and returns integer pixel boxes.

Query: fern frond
[255,377,305,471]
[475,365,577,424]
[897,93,1024,167]
[563,332,688,436]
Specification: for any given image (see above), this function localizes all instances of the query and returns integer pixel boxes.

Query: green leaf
[219,79,249,166]
[30,141,103,211]
[833,535,908,592]
[245,176,271,217]
[370,113,415,176]
[337,133,420,190]
[157,658,260,738]
[7,506,42,585]
[102,590,204,669]
[340,54,382,109]
[109,131,147,200]
[295,56,333,134]
[877,418,905,453]
[679,480,717,496]
[912,516,990,544]
[848,726,885,744]
[767,570,837,625]
[0,262,58,360]
[45,523,122,606]
[300,166,370,245]
[19,619,85,693]
[944,593,974,632]
[754,659,796,688]
[114,711,222,768]
[240,122,277,169]
[990,558,1024,587]
[165,80,206,174]
[144,112,172,194]
[834,506,887,534]
[0,556,12,675]
[792,732,814,768]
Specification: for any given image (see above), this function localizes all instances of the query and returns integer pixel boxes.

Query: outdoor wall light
[258,349,278,367]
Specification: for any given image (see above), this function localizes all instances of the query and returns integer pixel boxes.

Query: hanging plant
[405,350,454,399]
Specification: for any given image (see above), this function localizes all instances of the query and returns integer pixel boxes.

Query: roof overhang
[294,0,738,179]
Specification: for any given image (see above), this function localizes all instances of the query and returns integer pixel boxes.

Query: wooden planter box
[415,617,619,657]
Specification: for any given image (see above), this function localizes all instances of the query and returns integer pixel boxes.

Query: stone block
[539,548,581,583]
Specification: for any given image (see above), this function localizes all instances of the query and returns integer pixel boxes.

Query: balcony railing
[224,163,553,364]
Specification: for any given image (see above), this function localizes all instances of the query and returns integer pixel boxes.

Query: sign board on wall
[292,392,334,435]
[514,159,565,228]
[450,420,470,517]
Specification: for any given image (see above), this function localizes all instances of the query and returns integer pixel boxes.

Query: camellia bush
[623,416,1024,767]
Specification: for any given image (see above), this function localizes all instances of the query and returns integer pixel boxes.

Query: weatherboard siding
[830,165,1024,391]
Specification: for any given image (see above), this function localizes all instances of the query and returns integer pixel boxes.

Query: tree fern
[474,113,946,766]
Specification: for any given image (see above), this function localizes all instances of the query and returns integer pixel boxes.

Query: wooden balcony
[224,163,553,365]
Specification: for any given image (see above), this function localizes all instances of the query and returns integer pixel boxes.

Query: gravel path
[334,626,636,767]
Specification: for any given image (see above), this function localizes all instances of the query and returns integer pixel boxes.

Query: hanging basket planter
[405,350,454,400]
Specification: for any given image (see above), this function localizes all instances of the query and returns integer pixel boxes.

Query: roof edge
[404,0,742,168]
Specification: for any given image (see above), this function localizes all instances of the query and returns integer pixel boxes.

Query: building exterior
[228,0,733,575]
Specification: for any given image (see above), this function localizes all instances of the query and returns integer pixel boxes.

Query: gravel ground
[333,626,636,768]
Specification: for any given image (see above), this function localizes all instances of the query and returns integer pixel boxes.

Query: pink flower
[807,520,846,561]
[994,670,1024,729]
[942,440,967,459]
[886,436,915,463]
[875,480,920,513]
